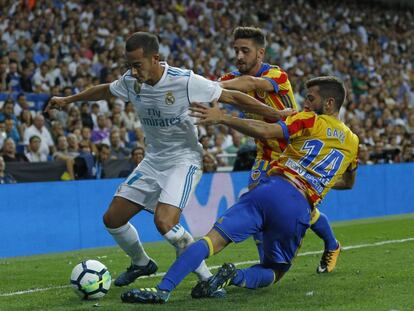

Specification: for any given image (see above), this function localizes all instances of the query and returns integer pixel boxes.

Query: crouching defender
[121,76,358,304]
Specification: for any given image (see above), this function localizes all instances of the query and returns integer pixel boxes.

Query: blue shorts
[214,175,311,271]
[248,159,271,187]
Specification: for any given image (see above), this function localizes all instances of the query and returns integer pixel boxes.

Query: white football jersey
[110,62,222,167]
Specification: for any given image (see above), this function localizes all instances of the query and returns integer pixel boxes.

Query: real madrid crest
[134,81,142,94]
[165,91,175,105]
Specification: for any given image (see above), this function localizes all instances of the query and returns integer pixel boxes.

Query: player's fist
[46,96,69,112]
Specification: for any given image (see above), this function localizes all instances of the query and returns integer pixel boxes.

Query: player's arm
[47,84,114,111]
[218,89,293,120]
[220,75,275,93]
[190,101,286,140]
[332,168,356,190]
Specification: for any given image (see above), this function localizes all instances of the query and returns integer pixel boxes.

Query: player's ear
[325,98,335,112]
[257,47,265,60]
[152,53,160,64]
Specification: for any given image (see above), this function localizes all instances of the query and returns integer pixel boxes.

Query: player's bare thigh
[103,196,145,228]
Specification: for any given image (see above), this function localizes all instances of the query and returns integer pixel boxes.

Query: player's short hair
[305,76,346,111]
[233,27,266,47]
[125,32,159,56]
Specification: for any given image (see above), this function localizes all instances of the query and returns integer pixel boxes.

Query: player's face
[233,39,264,75]
[304,86,324,115]
[126,48,157,83]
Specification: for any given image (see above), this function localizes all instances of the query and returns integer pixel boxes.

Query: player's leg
[121,188,263,303]
[190,188,266,297]
[121,228,230,304]
[311,208,341,273]
[155,164,215,282]
[248,159,269,263]
[104,161,160,286]
[223,176,311,290]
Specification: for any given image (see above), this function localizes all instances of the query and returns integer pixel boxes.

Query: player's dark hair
[305,76,346,111]
[233,27,266,47]
[125,32,159,55]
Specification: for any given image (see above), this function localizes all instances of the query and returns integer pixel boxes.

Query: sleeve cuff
[277,120,289,140]
[263,77,279,92]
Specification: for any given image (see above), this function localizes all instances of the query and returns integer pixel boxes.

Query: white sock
[164,224,213,281]
[106,222,150,266]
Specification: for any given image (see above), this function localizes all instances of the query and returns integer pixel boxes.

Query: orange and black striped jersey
[220,63,297,162]
[268,111,359,207]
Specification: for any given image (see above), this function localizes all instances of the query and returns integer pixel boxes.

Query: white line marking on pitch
[1,237,413,297]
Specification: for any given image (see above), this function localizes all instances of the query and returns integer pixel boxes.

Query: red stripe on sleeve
[276,138,288,151]
[287,116,316,136]
[219,73,236,81]
[274,72,288,84]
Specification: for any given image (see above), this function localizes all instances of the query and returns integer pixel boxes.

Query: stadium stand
[0,0,413,182]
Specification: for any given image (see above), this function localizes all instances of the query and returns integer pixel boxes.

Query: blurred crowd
[0,0,414,183]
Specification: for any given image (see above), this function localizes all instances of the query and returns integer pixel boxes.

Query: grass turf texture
[0,214,413,311]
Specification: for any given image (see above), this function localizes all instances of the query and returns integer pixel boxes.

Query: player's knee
[103,211,115,228]
[154,215,177,235]
[103,209,127,229]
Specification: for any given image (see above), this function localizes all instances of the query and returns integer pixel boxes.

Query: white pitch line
[1,237,413,297]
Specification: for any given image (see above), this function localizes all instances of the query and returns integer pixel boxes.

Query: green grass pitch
[0,214,413,311]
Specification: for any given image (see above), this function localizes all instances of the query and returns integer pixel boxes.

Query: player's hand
[189,99,224,125]
[278,108,297,119]
[46,96,69,112]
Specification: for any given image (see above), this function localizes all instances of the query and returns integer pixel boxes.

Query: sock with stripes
[164,224,213,281]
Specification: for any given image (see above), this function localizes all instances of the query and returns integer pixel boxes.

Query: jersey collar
[231,63,270,77]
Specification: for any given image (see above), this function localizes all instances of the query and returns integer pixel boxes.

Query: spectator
[74,143,110,179]
[121,102,141,131]
[66,133,80,157]
[80,102,94,129]
[225,131,244,166]
[118,146,145,177]
[14,93,30,116]
[91,113,110,144]
[32,63,50,93]
[4,118,20,144]
[1,138,28,162]
[0,100,18,124]
[23,114,54,158]
[18,109,33,140]
[203,153,217,173]
[0,155,17,184]
[109,129,130,159]
[5,61,21,92]
[25,135,47,162]
[0,0,414,174]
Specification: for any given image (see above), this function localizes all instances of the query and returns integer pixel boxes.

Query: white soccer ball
[70,259,111,300]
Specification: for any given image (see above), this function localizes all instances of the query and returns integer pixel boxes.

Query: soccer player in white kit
[48,32,281,294]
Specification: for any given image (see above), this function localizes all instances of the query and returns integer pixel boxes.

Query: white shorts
[115,160,202,213]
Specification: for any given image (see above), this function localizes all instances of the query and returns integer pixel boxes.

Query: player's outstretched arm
[46,83,113,111]
[220,76,274,93]
[218,89,294,120]
[190,101,286,140]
